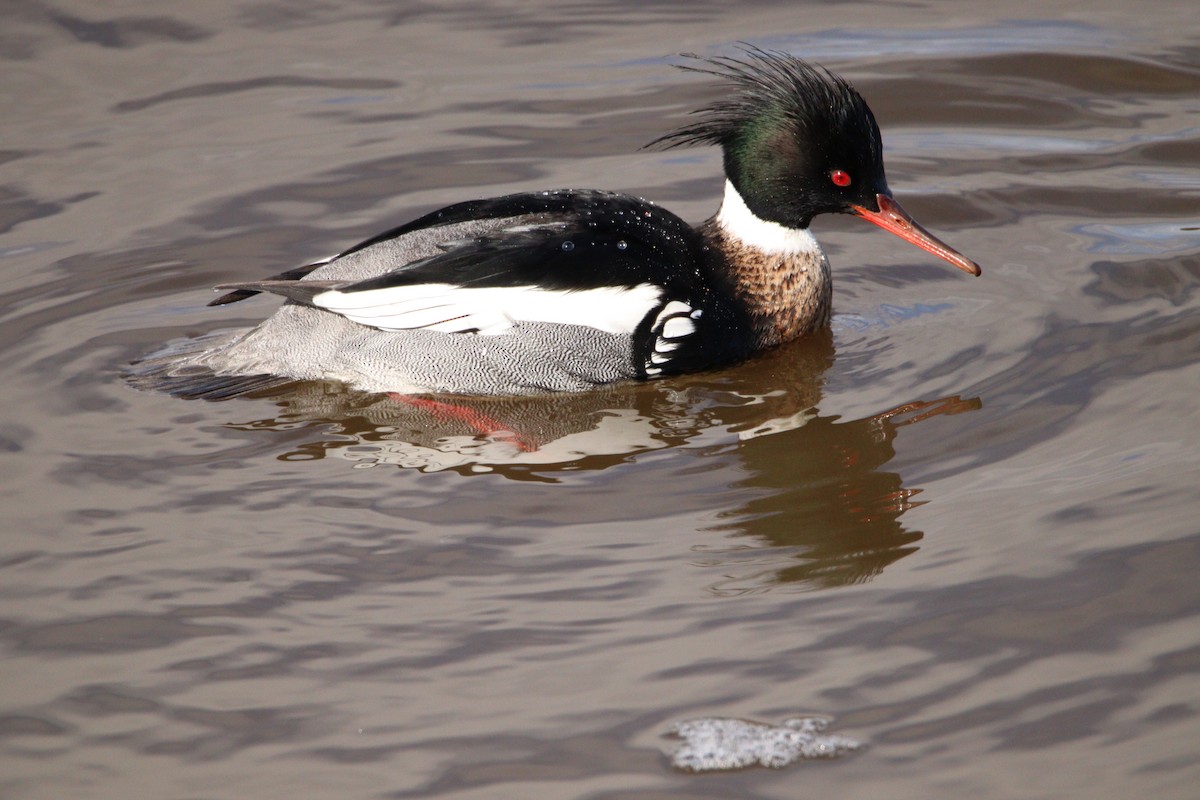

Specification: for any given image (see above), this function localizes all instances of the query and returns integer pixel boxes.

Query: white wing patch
[644,300,702,377]
[312,282,664,336]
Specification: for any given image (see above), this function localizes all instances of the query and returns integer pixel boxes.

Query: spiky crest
[645,45,877,158]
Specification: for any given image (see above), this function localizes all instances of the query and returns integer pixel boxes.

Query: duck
[130,46,980,400]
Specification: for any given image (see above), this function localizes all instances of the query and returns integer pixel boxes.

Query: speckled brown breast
[701,219,832,349]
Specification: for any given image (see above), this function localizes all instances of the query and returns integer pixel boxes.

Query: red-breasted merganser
[131,47,980,399]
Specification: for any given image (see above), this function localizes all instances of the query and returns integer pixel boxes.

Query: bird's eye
[830,170,852,187]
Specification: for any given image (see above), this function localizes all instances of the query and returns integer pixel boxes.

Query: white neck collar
[715,180,819,256]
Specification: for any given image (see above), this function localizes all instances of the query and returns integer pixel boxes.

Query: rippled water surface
[3,2,1199,798]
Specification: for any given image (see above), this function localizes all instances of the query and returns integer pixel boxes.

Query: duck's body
[131,49,978,400]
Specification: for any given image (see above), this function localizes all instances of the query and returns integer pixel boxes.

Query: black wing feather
[212,191,709,305]
[333,192,703,296]
[211,190,674,305]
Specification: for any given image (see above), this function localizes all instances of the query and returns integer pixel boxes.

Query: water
[2,1,1199,798]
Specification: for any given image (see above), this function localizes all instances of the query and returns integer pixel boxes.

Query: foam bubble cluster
[668,716,862,771]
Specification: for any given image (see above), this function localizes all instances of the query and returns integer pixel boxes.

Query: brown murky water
[2,1,1199,797]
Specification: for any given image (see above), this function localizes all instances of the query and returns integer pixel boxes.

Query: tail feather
[124,330,296,400]
[208,262,329,306]
[211,279,342,307]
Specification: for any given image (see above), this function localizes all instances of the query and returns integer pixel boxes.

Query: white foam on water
[668,716,863,771]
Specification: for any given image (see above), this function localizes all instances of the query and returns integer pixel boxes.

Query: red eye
[830,170,852,187]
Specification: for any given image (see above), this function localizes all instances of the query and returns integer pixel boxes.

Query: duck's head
[648,46,980,276]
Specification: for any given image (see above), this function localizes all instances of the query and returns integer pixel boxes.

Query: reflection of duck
[130,48,977,400]
[698,394,980,593]
[213,328,977,589]
[228,330,839,473]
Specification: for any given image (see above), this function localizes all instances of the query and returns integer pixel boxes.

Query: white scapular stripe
[642,299,700,378]
[658,300,692,318]
[716,179,821,255]
[313,282,664,336]
[661,316,695,339]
